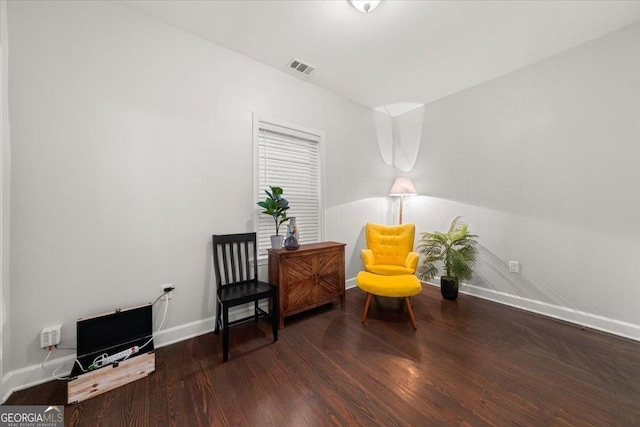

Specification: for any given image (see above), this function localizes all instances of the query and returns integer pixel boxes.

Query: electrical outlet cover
[40,325,62,348]
[509,261,520,274]
[160,283,174,299]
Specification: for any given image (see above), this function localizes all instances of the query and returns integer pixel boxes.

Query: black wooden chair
[212,232,278,362]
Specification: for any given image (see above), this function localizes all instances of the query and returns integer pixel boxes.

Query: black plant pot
[440,276,459,301]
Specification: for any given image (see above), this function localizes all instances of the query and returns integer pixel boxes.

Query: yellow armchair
[362,223,419,276]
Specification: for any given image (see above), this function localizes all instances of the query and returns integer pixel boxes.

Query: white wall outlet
[160,283,174,300]
[40,325,62,348]
[509,261,520,274]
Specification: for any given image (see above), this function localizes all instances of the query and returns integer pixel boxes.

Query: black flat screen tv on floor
[70,303,154,377]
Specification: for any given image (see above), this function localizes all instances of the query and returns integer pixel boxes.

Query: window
[254,116,323,258]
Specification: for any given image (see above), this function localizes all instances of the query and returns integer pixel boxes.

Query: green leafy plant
[417,216,479,286]
[257,186,290,236]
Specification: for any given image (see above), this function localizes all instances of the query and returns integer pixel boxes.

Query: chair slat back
[212,233,258,288]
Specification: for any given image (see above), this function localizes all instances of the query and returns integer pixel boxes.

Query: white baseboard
[2,353,77,403]
[425,280,640,342]
[1,305,247,403]
[7,278,636,403]
[153,316,215,349]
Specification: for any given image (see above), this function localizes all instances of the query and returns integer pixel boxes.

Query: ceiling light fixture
[350,0,381,14]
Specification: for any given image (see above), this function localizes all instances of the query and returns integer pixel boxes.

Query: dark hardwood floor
[6,285,640,426]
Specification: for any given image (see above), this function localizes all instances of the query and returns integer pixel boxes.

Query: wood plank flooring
[6,285,640,426]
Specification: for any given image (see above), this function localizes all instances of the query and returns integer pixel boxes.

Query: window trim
[252,114,326,263]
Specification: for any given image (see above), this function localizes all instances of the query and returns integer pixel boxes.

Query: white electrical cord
[75,358,89,373]
[139,293,169,352]
[40,348,53,369]
[41,347,71,380]
[52,365,69,380]
[92,352,111,369]
[47,289,171,380]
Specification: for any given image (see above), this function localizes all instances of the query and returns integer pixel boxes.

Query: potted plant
[257,186,290,249]
[417,216,479,300]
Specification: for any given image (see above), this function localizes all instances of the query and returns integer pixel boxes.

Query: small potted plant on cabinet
[257,186,290,249]
[417,216,479,300]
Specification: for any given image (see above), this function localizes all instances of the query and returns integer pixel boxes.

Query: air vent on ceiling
[287,58,317,77]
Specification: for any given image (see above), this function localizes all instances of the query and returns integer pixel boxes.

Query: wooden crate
[68,351,155,404]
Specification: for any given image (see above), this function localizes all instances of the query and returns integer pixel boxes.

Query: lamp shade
[389,177,417,196]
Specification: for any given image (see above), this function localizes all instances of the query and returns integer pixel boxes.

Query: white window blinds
[256,121,321,258]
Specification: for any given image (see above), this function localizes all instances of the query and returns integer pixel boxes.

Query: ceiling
[123,0,640,115]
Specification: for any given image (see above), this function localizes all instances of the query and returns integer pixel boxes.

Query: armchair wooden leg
[362,293,372,324]
[405,297,417,329]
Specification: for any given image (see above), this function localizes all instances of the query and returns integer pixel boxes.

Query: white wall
[4,0,391,393]
[407,22,640,339]
[8,0,637,399]
[0,0,11,404]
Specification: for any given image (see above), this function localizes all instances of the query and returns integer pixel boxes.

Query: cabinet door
[282,254,315,313]
[315,250,343,301]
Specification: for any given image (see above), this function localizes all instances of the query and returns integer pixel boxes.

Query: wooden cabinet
[268,242,346,328]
